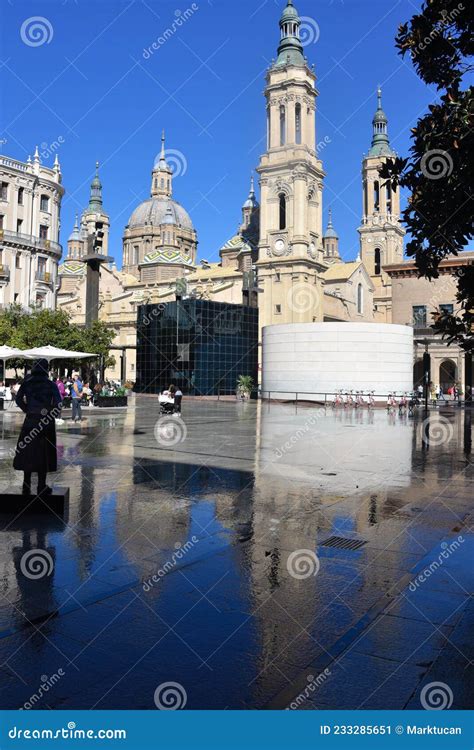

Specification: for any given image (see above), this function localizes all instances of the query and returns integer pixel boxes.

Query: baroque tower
[81,162,110,256]
[323,208,340,264]
[358,88,405,321]
[256,0,326,330]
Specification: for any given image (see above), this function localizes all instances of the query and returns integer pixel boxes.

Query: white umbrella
[0,345,34,380]
[21,345,97,362]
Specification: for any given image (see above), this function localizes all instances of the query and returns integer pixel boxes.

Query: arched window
[374,247,381,275]
[154,179,157,189]
[280,105,286,146]
[160,178,164,188]
[295,103,301,144]
[373,180,380,212]
[363,180,368,218]
[279,193,286,230]
[357,283,363,314]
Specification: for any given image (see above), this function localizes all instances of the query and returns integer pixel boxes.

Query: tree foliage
[0,305,116,369]
[379,0,474,351]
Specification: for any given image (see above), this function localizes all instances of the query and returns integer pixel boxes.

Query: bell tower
[256,0,326,330]
[82,162,110,255]
[358,88,405,321]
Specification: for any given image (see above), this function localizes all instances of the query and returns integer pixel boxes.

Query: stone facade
[386,254,474,391]
[0,148,64,309]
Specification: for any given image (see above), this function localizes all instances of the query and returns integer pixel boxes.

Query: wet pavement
[0,397,472,710]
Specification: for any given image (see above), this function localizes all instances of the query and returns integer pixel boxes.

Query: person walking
[71,373,84,422]
[13,358,61,496]
[55,376,66,424]
[174,387,183,416]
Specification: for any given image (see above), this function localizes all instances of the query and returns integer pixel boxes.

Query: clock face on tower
[273,238,286,256]
[309,241,317,259]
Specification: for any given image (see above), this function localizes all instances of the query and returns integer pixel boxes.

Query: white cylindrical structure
[262,322,413,397]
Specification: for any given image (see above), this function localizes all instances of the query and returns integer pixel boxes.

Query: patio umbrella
[21,345,97,362]
[0,345,34,379]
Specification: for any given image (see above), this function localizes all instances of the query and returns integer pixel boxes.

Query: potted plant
[236,375,254,401]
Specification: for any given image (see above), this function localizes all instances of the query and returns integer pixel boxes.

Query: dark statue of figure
[13,359,61,496]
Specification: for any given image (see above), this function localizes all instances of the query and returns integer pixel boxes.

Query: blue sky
[1,0,440,266]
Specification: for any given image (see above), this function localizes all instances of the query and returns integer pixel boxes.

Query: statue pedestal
[0,487,69,514]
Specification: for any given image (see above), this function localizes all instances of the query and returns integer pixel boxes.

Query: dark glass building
[135,300,258,395]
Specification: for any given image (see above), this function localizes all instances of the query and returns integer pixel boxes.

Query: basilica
[56,0,466,390]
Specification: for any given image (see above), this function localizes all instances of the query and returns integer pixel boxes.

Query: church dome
[281,1,299,22]
[127,197,194,231]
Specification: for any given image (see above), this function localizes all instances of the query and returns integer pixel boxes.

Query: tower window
[295,103,301,144]
[363,180,368,217]
[275,304,282,314]
[1,182,8,201]
[40,194,49,212]
[386,182,392,214]
[160,178,164,188]
[374,248,381,275]
[373,181,380,212]
[280,105,286,146]
[18,187,24,205]
[357,283,363,314]
[279,193,286,230]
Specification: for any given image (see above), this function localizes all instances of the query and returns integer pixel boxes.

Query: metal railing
[35,270,52,283]
[0,228,62,255]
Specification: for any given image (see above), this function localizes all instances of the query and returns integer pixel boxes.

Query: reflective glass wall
[136,300,258,395]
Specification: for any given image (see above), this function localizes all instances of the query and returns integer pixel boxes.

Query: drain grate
[321,535,367,551]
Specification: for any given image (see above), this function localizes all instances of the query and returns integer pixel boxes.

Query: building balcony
[36,270,53,284]
[0,228,62,257]
[0,263,10,280]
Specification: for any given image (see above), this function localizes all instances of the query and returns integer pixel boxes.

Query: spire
[152,130,173,198]
[87,161,103,211]
[275,0,305,67]
[33,145,40,163]
[68,213,81,243]
[368,86,395,158]
[323,207,338,239]
[243,173,258,209]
